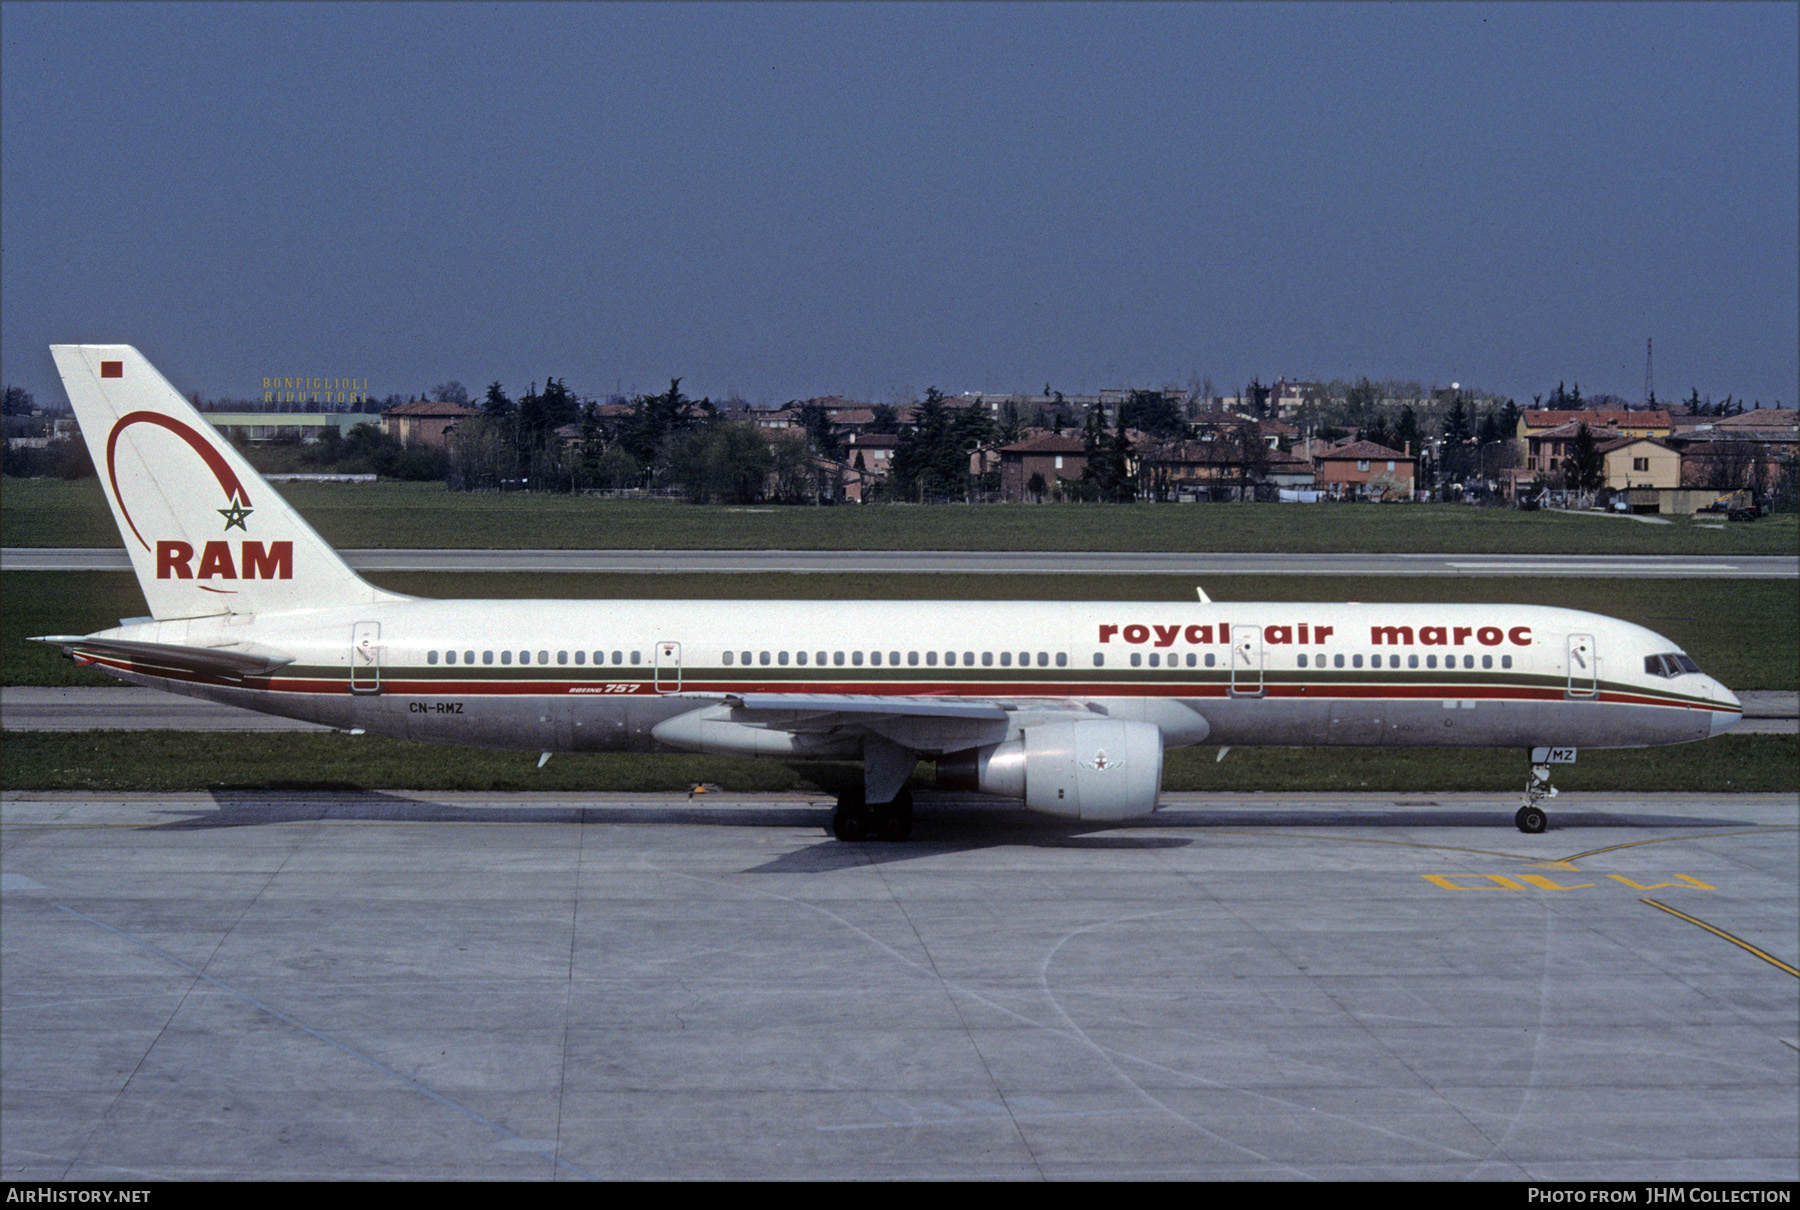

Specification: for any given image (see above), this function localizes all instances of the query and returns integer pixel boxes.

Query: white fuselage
[81,597,1742,757]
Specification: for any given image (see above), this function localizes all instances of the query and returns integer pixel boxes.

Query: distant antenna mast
[1643,338,1654,410]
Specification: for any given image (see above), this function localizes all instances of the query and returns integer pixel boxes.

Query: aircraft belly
[1183,697,1717,749]
[1199,699,1332,746]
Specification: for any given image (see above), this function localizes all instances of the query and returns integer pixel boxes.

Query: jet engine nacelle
[938,718,1164,821]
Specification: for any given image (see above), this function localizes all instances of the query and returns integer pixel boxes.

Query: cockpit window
[1645,652,1702,678]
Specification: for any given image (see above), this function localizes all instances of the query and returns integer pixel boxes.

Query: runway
[2,788,1793,1180]
[4,685,1794,732]
[6,547,1797,577]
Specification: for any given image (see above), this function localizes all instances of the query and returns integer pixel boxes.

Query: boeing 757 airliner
[38,345,1741,838]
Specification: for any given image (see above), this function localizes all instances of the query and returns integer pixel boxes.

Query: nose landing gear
[1518,747,1570,833]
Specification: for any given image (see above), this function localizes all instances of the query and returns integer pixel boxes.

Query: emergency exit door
[654,641,681,692]
[351,621,381,694]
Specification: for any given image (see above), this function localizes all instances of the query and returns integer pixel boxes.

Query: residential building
[380,399,479,448]
[998,433,1088,501]
[1311,440,1417,500]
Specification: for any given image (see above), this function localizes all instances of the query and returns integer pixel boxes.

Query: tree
[593,445,641,492]
[431,381,470,405]
[1344,378,1379,433]
[767,432,815,503]
[1244,377,1272,418]
[1079,405,1137,502]
[1562,422,1604,502]
[2,386,35,416]
[1439,393,1475,488]
[797,402,844,461]
[614,377,704,487]
[1120,389,1186,441]
[481,381,514,419]
[997,400,1025,446]
[1394,406,1421,457]
[890,387,970,501]
[446,415,517,490]
[668,421,772,504]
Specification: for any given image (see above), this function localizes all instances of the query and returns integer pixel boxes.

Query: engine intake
[938,718,1164,821]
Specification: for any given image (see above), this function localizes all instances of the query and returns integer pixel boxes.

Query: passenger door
[1566,633,1598,698]
[1229,625,1264,698]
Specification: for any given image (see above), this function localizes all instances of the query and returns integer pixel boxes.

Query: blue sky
[3,2,1795,409]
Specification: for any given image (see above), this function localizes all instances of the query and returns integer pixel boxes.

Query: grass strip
[4,731,1791,795]
[6,476,1796,555]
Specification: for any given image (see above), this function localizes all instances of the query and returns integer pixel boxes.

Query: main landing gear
[831,788,913,843]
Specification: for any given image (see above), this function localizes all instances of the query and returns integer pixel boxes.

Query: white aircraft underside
[39,345,1742,839]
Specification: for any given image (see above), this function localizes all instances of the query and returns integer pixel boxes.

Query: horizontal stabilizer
[34,635,293,681]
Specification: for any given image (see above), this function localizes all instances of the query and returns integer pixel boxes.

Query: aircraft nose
[1710,682,1742,737]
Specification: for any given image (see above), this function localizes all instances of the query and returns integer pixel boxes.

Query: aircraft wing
[34,636,295,681]
[720,693,1010,730]
[657,691,1097,755]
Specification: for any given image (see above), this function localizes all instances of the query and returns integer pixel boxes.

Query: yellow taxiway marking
[1640,899,1799,978]
[1559,827,1799,863]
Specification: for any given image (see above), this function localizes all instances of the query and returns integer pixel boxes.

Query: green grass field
[7,570,1794,690]
[3,731,1790,794]
[5,475,1796,554]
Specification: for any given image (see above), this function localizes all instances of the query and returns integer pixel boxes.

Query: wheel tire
[1516,805,1548,834]
[873,788,913,842]
[833,790,871,842]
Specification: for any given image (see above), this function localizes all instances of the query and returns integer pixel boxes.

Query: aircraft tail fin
[50,344,408,620]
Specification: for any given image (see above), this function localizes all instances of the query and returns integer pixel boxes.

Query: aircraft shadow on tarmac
[137,791,1759,872]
